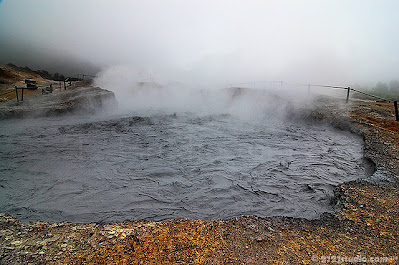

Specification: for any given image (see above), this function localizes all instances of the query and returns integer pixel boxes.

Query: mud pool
[0,110,374,222]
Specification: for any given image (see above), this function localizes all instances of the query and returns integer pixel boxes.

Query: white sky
[0,0,398,85]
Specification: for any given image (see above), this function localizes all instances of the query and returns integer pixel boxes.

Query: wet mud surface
[1,97,399,264]
[0,107,371,222]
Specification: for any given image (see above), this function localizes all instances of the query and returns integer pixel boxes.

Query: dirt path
[1,99,398,264]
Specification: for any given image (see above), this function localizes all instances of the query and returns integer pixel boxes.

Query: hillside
[0,64,115,119]
[0,64,52,102]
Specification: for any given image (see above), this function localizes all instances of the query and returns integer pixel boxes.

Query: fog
[1,0,398,103]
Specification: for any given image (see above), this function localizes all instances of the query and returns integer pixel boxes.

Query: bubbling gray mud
[0,111,373,222]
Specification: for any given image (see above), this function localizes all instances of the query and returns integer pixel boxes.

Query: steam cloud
[1,0,398,107]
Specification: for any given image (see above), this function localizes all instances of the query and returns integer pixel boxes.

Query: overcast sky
[0,0,398,86]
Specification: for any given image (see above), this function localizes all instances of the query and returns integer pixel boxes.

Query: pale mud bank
[0,82,115,119]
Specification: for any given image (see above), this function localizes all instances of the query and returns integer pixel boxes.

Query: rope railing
[0,90,15,97]
[309,84,347,90]
[350,88,392,103]
[227,80,398,121]
[282,82,348,90]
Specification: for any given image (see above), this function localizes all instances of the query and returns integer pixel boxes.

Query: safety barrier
[228,81,399,121]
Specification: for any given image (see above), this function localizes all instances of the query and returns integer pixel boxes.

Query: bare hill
[0,64,51,101]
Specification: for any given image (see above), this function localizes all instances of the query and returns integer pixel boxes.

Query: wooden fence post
[394,101,399,121]
[346,87,350,103]
[15,86,18,102]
